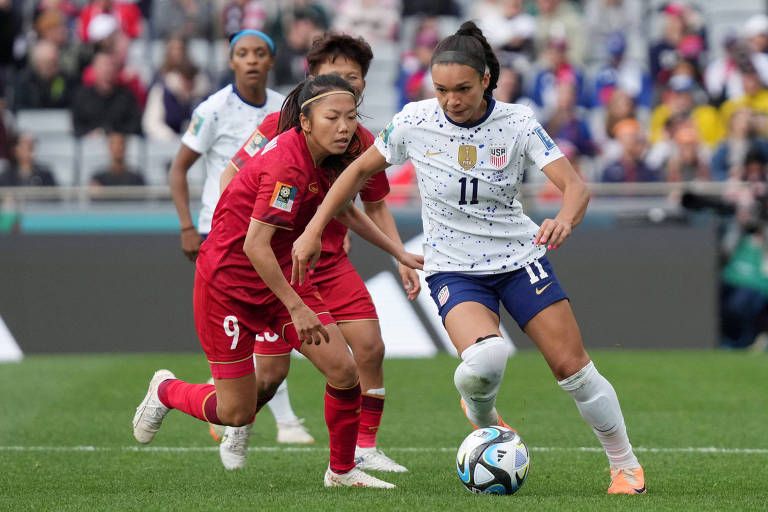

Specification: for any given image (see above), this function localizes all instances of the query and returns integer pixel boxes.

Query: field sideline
[2,350,766,511]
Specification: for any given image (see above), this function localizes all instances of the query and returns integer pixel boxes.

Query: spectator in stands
[589,31,652,110]
[0,87,10,166]
[648,2,691,92]
[0,0,22,79]
[744,13,768,57]
[584,0,644,64]
[545,78,597,160]
[476,0,536,64]
[221,0,270,35]
[143,37,210,141]
[531,35,587,121]
[401,0,460,17]
[71,51,142,137]
[494,55,533,106]
[533,0,587,67]
[665,122,711,182]
[81,14,147,108]
[601,118,659,182]
[90,132,144,186]
[712,107,768,182]
[34,9,81,77]
[599,88,639,143]
[395,22,439,108]
[263,1,330,49]
[34,0,79,27]
[77,0,143,42]
[649,73,724,148]
[271,9,323,90]
[332,0,398,43]
[705,35,752,107]
[13,40,75,110]
[0,133,56,187]
[720,65,768,138]
[151,0,213,40]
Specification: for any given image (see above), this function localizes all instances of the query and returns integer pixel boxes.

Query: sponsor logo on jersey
[535,282,552,295]
[262,137,278,155]
[308,182,319,194]
[188,113,204,135]
[379,121,394,143]
[270,181,298,212]
[437,285,450,306]
[489,145,507,168]
[426,150,444,157]
[458,145,477,170]
[244,130,268,156]
[534,127,556,150]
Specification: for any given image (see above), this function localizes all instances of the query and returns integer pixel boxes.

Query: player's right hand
[181,229,203,261]
[288,302,329,345]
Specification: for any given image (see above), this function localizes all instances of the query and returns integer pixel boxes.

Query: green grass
[1,350,767,511]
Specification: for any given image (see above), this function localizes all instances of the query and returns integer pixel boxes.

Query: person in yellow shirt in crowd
[720,65,768,136]
[649,73,724,148]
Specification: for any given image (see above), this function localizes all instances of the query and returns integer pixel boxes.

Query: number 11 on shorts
[524,260,549,284]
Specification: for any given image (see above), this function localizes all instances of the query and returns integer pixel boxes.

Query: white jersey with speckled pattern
[181,84,284,234]
[373,97,564,276]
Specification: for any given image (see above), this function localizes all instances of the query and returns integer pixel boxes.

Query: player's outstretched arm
[335,204,424,273]
[363,200,421,300]
[244,219,329,345]
[292,146,389,283]
[169,144,202,261]
[535,157,590,249]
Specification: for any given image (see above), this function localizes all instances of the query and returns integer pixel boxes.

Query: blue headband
[230,30,275,54]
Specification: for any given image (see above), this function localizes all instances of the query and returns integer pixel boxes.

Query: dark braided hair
[430,21,500,99]
[277,74,362,177]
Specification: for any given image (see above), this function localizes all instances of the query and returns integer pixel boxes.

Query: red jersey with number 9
[197,128,328,305]
[229,112,389,259]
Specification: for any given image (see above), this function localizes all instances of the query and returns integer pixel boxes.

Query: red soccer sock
[325,381,361,474]
[158,379,220,424]
[357,393,385,448]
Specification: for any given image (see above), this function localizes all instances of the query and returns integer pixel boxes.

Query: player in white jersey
[292,21,646,495]
[169,30,314,446]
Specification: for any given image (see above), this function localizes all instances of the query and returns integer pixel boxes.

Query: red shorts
[250,253,378,357]
[194,275,335,378]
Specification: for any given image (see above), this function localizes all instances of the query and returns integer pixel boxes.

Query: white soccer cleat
[354,446,408,472]
[219,423,253,470]
[132,369,175,444]
[323,465,396,488]
[276,418,315,444]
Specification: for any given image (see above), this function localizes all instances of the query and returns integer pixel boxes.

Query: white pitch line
[1,445,767,455]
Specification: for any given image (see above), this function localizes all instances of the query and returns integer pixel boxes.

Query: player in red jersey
[216,33,418,473]
[132,74,423,488]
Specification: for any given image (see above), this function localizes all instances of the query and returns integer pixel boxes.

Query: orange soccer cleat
[608,466,647,495]
[460,398,517,433]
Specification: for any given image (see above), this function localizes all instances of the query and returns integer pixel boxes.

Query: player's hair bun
[456,20,483,38]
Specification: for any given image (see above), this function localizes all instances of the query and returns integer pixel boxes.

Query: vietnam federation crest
[489,145,507,169]
[458,145,477,170]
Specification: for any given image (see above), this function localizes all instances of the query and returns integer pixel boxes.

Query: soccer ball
[456,426,530,495]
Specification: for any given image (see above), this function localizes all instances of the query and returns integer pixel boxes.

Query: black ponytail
[431,20,500,99]
[276,74,362,177]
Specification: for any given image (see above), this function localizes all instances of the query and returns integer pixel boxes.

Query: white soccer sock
[558,361,639,468]
[266,379,299,425]
[454,336,510,427]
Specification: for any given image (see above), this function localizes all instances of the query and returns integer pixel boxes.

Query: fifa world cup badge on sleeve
[534,127,556,151]
[245,130,267,156]
[379,121,394,143]
[188,113,204,135]
[270,182,298,212]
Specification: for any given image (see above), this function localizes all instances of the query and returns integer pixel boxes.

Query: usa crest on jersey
[489,145,507,169]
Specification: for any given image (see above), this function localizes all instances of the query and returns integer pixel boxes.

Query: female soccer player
[168,29,312,445]
[133,74,422,488]
[217,32,416,473]
[292,22,646,495]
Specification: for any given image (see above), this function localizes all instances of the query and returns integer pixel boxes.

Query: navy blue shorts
[426,256,569,329]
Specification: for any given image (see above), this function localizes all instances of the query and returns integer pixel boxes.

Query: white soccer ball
[456,426,530,495]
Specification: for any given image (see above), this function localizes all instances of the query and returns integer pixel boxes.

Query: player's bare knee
[353,339,385,371]
[323,357,359,389]
[551,354,591,381]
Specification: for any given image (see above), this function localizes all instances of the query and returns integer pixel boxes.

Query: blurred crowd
[0,0,768,190]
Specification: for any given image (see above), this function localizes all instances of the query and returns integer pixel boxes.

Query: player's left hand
[291,232,322,285]
[397,251,424,271]
[534,218,572,249]
[398,263,421,300]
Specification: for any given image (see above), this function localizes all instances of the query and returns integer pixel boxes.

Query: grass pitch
[1,350,767,511]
